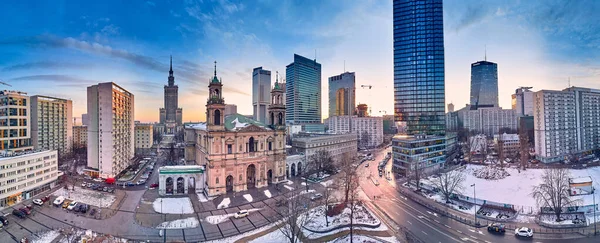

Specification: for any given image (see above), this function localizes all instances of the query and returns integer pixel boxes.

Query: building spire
[168,55,175,85]
[214,61,217,77]
[484,45,487,61]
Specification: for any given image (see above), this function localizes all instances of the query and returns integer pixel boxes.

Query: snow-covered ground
[304,204,380,232]
[197,193,209,202]
[264,190,272,198]
[152,197,194,214]
[320,180,334,187]
[540,213,587,226]
[329,234,385,243]
[205,208,262,224]
[31,230,60,243]
[426,193,481,215]
[244,194,253,202]
[423,164,600,209]
[52,187,116,208]
[284,185,294,191]
[287,180,294,185]
[157,217,200,229]
[218,197,231,209]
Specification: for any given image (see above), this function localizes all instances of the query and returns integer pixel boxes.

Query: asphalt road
[359,147,598,243]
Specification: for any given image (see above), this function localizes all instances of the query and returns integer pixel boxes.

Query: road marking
[421,231,429,235]
[484,241,492,243]
[383,201,462,242]
[469,235,477,239]
[477,230,484,235]
[444,224,451,229]
[407,220,413,225]
[434,219,440,223]
[457,230,462,234]
[468,229,476,233]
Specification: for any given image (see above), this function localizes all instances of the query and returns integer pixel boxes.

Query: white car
[514,227,533,237]
[67,201,78,210]
[33,199,44,206]
[81,182,87,187]
[234,210,249,219]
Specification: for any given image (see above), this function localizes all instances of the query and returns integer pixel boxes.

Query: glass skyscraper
[286,54,323,132]
[328,72,356,117]
[470,60,499,109]
[392,0,446,176]
[393,0,446,136]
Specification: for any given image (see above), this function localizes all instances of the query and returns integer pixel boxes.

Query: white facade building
[30,95,73,157]
[252,67,271,124]
[512,87,534,117]
[493,133,520,158]
[135,122,153,155]
[327,115,383,148]
[458,107,517,136]
[327,115,352,134]
[73,125,87,149]
[87,82,135,178]
[290,133,357,166]
[534,87,600,163]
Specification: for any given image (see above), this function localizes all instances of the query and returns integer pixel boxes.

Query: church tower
[206,61,225,131]
[268,71,286,130]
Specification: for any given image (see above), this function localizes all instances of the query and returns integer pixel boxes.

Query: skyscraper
[470,60,499,109]
[252,67,271,124]
[286,54,323,132]
[159,56,183,134]
[328,72,356,117]
[87,82,135,178]
[30,95,73,157]
[392,0,446,176]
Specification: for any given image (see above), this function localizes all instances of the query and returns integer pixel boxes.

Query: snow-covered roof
[224,113,271,131]
[185,122,207,131]
[569,176,593,184]
[159,165,205,174]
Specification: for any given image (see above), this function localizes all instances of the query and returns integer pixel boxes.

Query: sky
[0,0,599,123]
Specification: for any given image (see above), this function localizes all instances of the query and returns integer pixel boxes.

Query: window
[216,177,219,184]
[268,142,272,151]
[227,144,232,154]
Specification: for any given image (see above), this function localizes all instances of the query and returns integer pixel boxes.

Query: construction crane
[360,85,374,115]
[0,79,12,87]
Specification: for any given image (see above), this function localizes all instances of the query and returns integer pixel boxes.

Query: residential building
[494,133,520,158]
[184,64,287,196]
[0,90,32,152]
[470,60,499,109]
[135,122,154,156]
[352,116,383,148]
[0,150,60,209]
[328,72,356,117]
[446,112,459,131]
[458,107,517,136]
[447,103,454,112]
[87,82,135,178]
[534,87,600,163]
[290,133,357,166]
[81,113,89,126]
[224,104,237,116]
[158,56,183,135]
[392,0,446,176]
[252,67,271,124]
[518,116,534,146]
[286,54,322,132]
[30,95,73,157]
[512,87,534,116]
[357,104,368,117]
[327,115,352,134]
[73,125,87,149]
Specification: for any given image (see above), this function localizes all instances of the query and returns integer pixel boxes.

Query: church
[184,62,287,196]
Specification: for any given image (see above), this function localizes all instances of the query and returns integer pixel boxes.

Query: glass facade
[393,0,446,136]
[470,61,499,109]
[286,54,322,125]
[328,72,356,116]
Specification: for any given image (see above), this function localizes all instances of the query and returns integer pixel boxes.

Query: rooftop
[0,149,55,159]
[159,165,205,174]
[569,176,592,184]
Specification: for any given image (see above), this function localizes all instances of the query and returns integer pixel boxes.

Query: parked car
[107,188,115,193]
[33,199,44,206]
[53,196,65,207]
[96,186,104,191]
[150,183,159,188]
[234,210,249,219]
[487,223,506,233]
[103,187,108,192]
[0,215,8,225]
[25,204,33,210]
[90,208,97,216]
[12,210,26,219]
[365,163,369,167]
[41,196,51,202]
[67,201,78,210]
[19,207,31,215]
[88,183,94,188]
[310,193,323,201]
[81,182,87,187]
[80,204,89,213]
[137,179,146,185]
[62,200,73,209]
[514,227,533,237]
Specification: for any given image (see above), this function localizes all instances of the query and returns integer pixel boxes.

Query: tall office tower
[159,56,183,134]
[87,82,135,178]
[30,95,73,157]
[447,103,454,112]
[470,60,499,109]
[328,72,356,117]
[392,0,446,176]
[534,87,600,163]
[224,104,238,116]
[286,54,323,132]
[252,67,272,124]
[512,87,534,116]
[81,113,89,126]
[0,90,59,209]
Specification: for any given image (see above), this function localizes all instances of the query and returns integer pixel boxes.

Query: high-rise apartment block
[87,82,135,178]
[0,91,32,151]
[327,115,383,148]
[458,107,517,136]
[534,87,600,163]
[512,87,534,116]
[252,67,271,124]
[470,61,499,109]
[286,54,323,132]
[392,0,446,176]
[328,72,356,117]
[73,125,87,149]
[81,113,89,126]
[30,95,73,157]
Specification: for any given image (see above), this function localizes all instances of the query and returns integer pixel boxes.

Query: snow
[186,122,207,130]
[471,166,510,180]
[329,234,384,243]
[540,213,587,226]
[52,187,116,208]
[232,118,249,129]
[570,176,593,184]
[157,217,200,229]
[152,197,194,214]
[264,190,272,198]
[243,194,253,202]
[218,197,231,209]
[320,180,334,187]
[426,193,481,215]
[31,230,60,243]
[248,229,289,243]
[284,185,294,191]
[205,208,262,224]
[205,220,284,243]
[304,204,380,232]
[287,180,294,185]
[301,182,307,186]
[76,165,85,175]
[197,193,209,202]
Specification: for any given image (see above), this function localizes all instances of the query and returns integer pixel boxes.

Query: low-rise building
[73,126,87,149]
[135,122,154,156]
[392,134,446,176]
[290,133,357,166]
[458,106,517,136]
[493,133,520,158]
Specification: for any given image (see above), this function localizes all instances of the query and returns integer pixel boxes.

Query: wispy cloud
[2,61,95,71]
[10,74,99,84]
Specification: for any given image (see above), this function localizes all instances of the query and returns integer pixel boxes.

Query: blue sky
[0,0,599,122]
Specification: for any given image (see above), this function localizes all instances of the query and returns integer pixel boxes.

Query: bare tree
[277,189,312,243]
[432,169,466,203]
[410,157,424,192]
[519,132,529,170]
[496,134,505,168]
[320,182,336,227]
[307,150,334,178]
[346,169,361,243]
[531,168,581,221]
[360,131,370,149]
[338,153,359,203]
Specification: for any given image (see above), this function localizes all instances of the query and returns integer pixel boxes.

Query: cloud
[2,61,95,71]
[101,24,120,36]
[146,1,156,7]
[9,74,99,84]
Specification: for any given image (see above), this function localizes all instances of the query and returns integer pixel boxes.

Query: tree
[360,131,370,149]
[277,188,312,243]
[346,168,361,243]
[320,182,336,227]
[519,132,530,170]
[432,169,466,203]
[307,150,334,178]
[338,153,359,203]
[410,157,424,192]
[496,135,505,168]
[531,168,581,221]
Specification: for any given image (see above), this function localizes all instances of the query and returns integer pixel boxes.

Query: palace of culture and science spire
[156,56,183,134]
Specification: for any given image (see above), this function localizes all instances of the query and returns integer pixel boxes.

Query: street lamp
[594,186,597,235]
[471,183,477,226]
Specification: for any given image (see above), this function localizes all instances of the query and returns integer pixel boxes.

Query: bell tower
[206,61,225,131]
[268,71,286,130]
